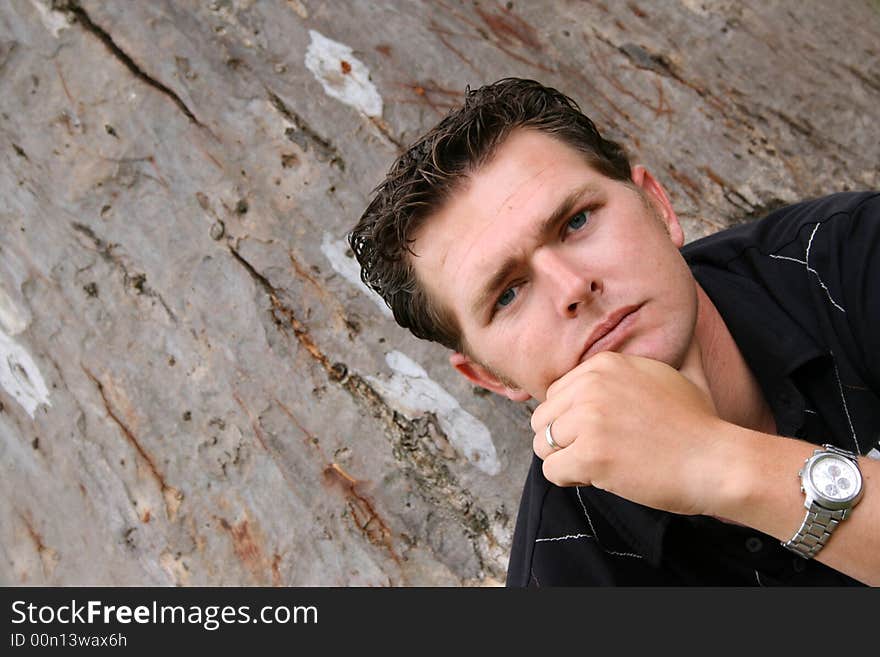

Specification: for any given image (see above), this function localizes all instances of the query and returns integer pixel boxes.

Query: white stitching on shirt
[805,222,846,312]
[770,221,846,313]
[535,533,592,543]
[770,223,846,313]
[769,254,807,265]
[831,352,861,453]
[532,490,645,559]
[769,220,864,454]
[574,487,644,559]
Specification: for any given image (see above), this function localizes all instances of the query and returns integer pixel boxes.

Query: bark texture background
[1,0,878,585]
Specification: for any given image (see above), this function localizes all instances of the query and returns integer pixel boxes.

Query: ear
[631,165,685,248]
[449,352,531,402]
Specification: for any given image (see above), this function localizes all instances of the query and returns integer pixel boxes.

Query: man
[350,78,879,585]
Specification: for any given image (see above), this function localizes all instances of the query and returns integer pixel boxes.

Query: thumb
[677,338,716,411]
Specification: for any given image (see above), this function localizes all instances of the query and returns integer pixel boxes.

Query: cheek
[627,233,693,299]
[488,324,557,391]
[641,269,698,364]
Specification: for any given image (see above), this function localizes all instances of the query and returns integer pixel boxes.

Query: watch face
[809,454,860,502]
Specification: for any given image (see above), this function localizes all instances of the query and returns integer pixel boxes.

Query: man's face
[411,128,698,402]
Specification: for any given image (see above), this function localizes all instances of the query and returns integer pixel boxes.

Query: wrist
[700,420,762,520]
[705,423,817,537]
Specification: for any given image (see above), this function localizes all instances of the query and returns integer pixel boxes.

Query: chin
[625,334,689,369]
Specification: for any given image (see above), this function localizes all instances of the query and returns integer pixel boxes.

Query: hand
[530,340,727,516]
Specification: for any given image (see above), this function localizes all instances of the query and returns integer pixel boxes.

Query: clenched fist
[530,340,730,517]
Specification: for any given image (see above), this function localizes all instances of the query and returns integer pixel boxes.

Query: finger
[530,396,563,435]
[532,411,578,460]
[533,427,554,460]
[545,352,618,400]
[530,391,577,436]
[532,424,558,460]
[541,449,587,488]
[533,371,603,433]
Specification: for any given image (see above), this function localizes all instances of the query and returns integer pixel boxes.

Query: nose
[533,248,599,317]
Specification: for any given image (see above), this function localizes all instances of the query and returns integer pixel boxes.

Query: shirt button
[792,558,807,573]
[745,537,764,553]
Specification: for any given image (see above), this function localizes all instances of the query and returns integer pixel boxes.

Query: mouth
[580,303,643,362]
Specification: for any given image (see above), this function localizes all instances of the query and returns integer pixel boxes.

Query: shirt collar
[691,263,828,407]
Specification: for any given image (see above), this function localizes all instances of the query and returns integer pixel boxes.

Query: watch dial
[810,455,859,501]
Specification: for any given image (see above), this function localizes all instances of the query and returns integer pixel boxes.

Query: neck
[693,283,777,435]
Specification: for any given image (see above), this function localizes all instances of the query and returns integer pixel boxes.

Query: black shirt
[506,191,880,586]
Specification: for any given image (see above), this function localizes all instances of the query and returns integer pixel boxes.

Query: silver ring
[545,421,560,450]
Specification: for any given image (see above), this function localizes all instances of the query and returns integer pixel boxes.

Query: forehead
[410,129,604,317]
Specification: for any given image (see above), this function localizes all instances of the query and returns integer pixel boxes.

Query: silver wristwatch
[782,445,863,559]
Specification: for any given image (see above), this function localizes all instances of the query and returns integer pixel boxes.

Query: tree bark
[1,0,878,585]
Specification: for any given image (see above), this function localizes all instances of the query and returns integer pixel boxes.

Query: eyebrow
[469,183,600,319]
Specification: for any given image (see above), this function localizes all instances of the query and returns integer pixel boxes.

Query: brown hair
[349,77,631,352]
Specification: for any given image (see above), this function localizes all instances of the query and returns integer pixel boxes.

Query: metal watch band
[783,502,847,559]
[782,444,860,559]
[821,445,860,460]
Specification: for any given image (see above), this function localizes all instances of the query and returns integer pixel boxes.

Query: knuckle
[592,351,620,367]
[532,432,544,455]
[530,410,545,434]
[570,400,601,426]
[541,458,557,484]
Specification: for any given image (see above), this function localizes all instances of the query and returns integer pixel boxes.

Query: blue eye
[497,287,516,308]
[567,210,589,232]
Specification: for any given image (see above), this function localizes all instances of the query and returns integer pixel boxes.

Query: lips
[580,304,642,361]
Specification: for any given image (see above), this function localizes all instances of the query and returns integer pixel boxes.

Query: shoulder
[682,191,880,265]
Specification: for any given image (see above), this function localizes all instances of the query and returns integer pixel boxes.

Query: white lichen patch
[0,329,51,419]
[30,0,70,38]
[305,30,383,118]
[321,233,392,318]
[367,351,501,476]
